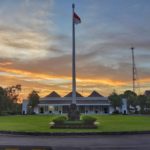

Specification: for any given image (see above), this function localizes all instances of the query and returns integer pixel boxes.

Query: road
[0,134,150,150]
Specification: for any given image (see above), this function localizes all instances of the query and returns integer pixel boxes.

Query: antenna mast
[131,47,136,92]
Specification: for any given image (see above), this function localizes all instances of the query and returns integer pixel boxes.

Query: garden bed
[51,120,97,129]
[50,115,98,129]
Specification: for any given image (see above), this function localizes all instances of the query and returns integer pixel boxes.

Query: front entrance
[104,107,108,113]
[40,107,44,114]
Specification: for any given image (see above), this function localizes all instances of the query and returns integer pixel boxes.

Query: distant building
[121,98,128,114]
[22,100,28,115]
[22,91,111,114]
[144,90,150,97]
[108,98,128,114]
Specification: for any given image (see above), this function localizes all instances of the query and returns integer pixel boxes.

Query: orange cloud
[77,78,128,86]
[0,66,149,100]
[0,66,129,86]
[0,66,70,80]
[0,62,12,66]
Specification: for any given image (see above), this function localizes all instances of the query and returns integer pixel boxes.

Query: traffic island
[50,104,98,129]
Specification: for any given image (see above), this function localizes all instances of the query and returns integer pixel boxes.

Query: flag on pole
[73,12,81,24]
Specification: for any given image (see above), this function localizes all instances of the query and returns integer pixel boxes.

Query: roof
[45,91,61,98]
[88,91,103,97]
[39,99,110,105]
[64,91,83,97]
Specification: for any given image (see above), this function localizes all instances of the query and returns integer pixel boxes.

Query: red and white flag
[73,12,81,24]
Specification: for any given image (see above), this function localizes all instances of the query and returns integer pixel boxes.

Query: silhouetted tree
[5,84,21,103]
[108,92,121,112]
[137,95,147,113]
[144,95,150,114]
[123,90,137,112]
[28,90,40,113]
[0,85,21,115]
[0,87,6,114]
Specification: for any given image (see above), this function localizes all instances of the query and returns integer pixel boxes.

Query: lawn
[0,115,150,133]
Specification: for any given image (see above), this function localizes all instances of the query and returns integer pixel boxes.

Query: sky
[0,0,150,99]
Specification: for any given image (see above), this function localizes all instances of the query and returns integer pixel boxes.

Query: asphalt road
[0,134,150,150]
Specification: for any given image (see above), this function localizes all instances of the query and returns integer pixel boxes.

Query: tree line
[1,85,150,115]
[0,85,22,115]
[109,90,150,114]
[0,85,39,115]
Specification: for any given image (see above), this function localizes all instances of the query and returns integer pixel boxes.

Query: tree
[5,84,21,103]
[144,95,150,114]
[123,90,137,98]
[0,87,6,114]
[137,95,147,113]
[108,92,121,112]
[28,90,40,113]
[0,85,21,115]
[123,90,137,112]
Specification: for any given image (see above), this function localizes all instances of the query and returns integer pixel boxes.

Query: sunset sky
[0,0,150,99]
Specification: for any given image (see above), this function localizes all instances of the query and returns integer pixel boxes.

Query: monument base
[68,103,80,121]
[51,120,97,129]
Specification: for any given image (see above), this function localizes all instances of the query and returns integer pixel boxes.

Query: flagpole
[72,3,76,104]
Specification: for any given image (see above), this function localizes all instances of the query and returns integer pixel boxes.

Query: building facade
[22,91,111,114]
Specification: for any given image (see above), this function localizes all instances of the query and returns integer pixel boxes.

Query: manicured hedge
[51,115,98,129]
[82,115,97,125]
[52,116,67,125]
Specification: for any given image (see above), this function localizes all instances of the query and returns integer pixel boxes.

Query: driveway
[0,133,150,150]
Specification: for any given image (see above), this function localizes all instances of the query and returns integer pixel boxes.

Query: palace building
[22,91,111,114]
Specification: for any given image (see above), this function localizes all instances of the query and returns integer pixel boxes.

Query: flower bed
[50,116,98,129]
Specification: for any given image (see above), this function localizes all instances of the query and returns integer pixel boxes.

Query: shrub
[52,116,67,125]
[82,115,97,125]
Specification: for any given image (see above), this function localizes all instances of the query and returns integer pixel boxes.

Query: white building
[109,98,128,114]
[22,91,111,114]
[121,98,128,114]
[22,100,28,114]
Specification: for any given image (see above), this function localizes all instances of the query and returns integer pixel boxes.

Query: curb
[0,130,150,136]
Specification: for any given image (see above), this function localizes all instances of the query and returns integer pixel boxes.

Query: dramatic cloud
[0,0,150,99]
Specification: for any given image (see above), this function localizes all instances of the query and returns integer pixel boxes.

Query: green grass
[0,115,150,133]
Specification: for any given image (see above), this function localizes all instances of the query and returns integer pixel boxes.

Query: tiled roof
[39,99,110,105]
[45,91,61,98]
[64,91,83,97]
[88,91,103,97]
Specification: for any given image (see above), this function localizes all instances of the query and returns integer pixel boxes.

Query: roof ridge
[45,91,61,97]
[88,90,103,97]
[64,91,83,97]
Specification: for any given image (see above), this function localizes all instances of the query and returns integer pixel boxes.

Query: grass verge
[0,115,150,133]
